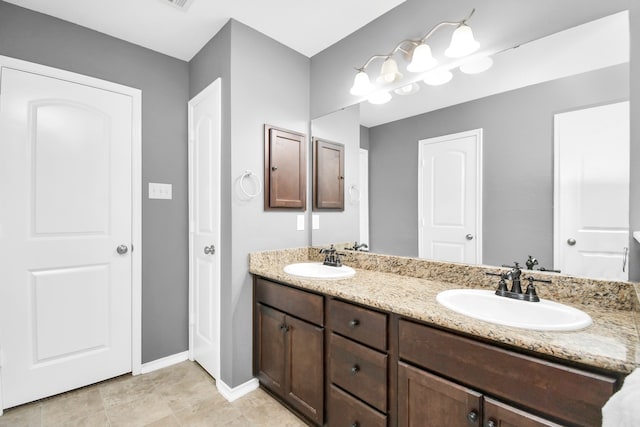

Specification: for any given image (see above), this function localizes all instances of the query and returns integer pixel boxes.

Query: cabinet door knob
[486,420,497,427]
[349,319,359,328]
[466,410,479,424]
[350,423,359,427]
[350,364,360,375]
[279,324,289,332]
[271,166,278,171]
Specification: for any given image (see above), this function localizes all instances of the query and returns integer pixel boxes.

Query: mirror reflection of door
[554,101,630,280]
[418,129,482,264]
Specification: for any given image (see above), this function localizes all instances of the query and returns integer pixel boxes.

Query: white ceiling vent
[159,0,195,11]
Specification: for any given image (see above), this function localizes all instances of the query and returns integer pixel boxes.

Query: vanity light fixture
[367,90,393,105]
[393,83,421,96]
[459,56,494,74]
[349,8,481,99]
[423,69,453,86]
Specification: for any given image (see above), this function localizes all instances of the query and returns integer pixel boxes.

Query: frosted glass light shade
[394,83,420,96]
[407,44,438,73]
[445,24,480,58]
[350,71,373,96]
[423,69,453,86]
[368,91,392,105]
[460,56,493,74]
[377,58,403,83]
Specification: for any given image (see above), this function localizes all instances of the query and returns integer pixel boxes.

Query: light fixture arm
[354,9,476,71]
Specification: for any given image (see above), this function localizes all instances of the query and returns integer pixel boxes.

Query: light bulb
[423,69,453,86]
[445,24,480,58]
[368,91,392,105]
[349,70,373,96]
[393,83,420,96]
[407,44,438,73]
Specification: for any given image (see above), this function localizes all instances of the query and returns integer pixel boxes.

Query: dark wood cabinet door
[286,315,324,425]
[484,397,562,427]
[256,304,286,396]
[264,126,306,209]
[398,362,482,427]
[313,138,344,210]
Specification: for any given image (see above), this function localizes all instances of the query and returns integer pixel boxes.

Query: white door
[359,149,369,247]
[188,79,221,380]
[554,102,629,280]
[418,129,482,264]
[0,67,133,409]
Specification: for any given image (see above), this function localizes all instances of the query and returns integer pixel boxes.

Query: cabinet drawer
[328,385,387,427]
[254,277,323,326]
[329,299,387,351]
[399,320,617,426]
[330,333,387,412]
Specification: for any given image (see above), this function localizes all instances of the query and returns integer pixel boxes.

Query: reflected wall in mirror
[310,11,631,281]
[311,105,360,246]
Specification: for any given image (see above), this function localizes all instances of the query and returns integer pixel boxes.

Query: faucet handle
[523,276,552,302]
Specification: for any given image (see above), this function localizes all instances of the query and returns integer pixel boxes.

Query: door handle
[466,234,474,240]
[116,245,128,255]
[204,245,215,255]
[567,238,576,246]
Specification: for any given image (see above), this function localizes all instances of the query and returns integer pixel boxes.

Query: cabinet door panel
[484,397,562,427]
[313,138,344,210]
[287,315,324,425]
[265,126,306,209]
[328,385,387,427]
[398,362,482,427]
[256,304,286,395]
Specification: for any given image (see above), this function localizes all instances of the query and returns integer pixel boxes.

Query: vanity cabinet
[398,319,617,426]
[254,278,324,425]
[327,298,390,426]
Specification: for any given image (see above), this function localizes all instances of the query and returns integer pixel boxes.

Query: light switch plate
[312,214,320,230]
[296,215,305,231]
[149,182,172,200]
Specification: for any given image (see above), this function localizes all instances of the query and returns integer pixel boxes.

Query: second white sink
[436,289,592,331]
[284,262,355,279]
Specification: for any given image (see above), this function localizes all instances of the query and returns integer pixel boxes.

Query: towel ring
[239,170,262,199]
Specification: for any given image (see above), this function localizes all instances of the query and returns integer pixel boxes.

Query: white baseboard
[217,377,259,402]
[140,351,189,374]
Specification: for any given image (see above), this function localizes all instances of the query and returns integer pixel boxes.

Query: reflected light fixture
[368,91,392,105]
[460,56,494,74]
[349,8,482,100]
[423,69,453,86]
[394,83,420,96]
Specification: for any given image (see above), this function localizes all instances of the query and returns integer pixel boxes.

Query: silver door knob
[466,234,474,240]
[116,245,128,255]
[567,238,576,246]
[204,245,215,255]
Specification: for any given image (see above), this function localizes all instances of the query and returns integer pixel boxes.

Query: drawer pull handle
[279,324,289,332]
[486,420,497,427]
[349,319,360,328]
[350,364,360,375]
[467,410,479,424]
[350,423,359,427]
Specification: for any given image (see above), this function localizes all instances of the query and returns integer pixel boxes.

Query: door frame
[187,79,222,378]
[417,128,483,263]
[0,55,143,413]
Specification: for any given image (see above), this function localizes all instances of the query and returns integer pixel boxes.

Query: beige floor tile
[105,393,173,427]
[41,388,104,426]
[43,410,110,427]
[0,403,42,427]
[143,415,180,427]
[173,399,244,427]
[154,374,221,413]
[99,373,157,408]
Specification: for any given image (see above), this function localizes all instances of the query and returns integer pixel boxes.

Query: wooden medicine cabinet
[313,137,344,210]
[264,125,306,210]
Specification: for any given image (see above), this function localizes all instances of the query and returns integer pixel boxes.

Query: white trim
[187,79,222,379]
[553,114,562,270]
[0,55,143,393]
[417,128,483,264]
[216,378,260,402]
[140,351,189,374]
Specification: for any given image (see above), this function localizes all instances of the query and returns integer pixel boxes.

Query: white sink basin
[436,289,592,331]
[284,262,356,279]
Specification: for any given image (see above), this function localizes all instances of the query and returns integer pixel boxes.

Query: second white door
[418,129,482,264]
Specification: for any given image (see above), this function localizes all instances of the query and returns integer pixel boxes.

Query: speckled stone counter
[249,247,640,375]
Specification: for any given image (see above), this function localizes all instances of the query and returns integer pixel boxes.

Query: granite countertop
[250,248,640,375]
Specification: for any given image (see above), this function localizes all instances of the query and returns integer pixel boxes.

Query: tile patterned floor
[0,361,307,426]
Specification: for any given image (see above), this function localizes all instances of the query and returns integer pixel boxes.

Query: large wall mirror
[311,9,631,282]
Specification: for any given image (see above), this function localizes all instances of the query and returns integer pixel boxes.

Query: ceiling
[3,0,406,60]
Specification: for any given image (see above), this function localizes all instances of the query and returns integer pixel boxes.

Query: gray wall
[368,65,628,268]
[190,19,311,386]
[0,1,190,363]
[311,105,361,246]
